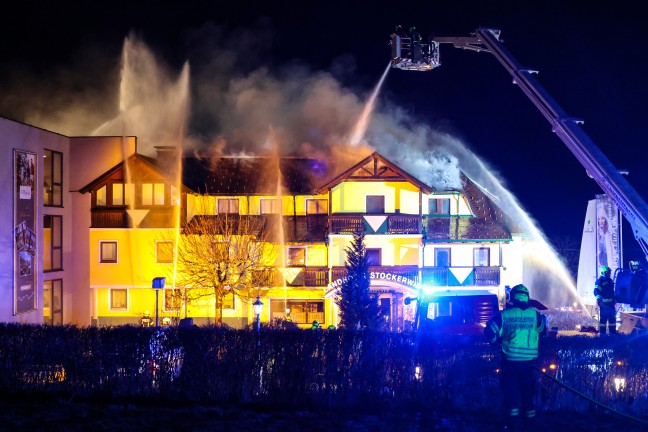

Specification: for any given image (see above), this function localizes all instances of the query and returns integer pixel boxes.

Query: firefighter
[594,265,617,334]
[485,284,546,430]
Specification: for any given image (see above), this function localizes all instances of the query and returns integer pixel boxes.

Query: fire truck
[391,28,648,329]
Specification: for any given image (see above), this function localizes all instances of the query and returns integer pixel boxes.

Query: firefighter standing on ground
[594,265,617,334]
[485,284,546,430]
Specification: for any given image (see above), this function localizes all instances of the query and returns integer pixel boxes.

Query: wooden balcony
[332,266,420,284]
[421,266,500,287]
[90,208,128,228]
[330,266,500,288]
[284,267,329,287]
[90,207,177,228]
[330,214,421,234]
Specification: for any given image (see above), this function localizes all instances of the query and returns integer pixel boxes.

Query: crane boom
[418,28,648,259]
[390,27,648,305]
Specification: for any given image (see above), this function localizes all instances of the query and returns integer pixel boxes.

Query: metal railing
[330,214,421,234]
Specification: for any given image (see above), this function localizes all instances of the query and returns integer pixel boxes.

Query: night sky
[2,0,647,262]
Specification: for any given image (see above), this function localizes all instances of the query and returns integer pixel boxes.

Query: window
[112,183,132,206]
[366,248,381,266]
[366,195,385,214]
[43,279,63,325]
[100,241,118,263]
[306,199,328,214]
[474,247,490,267]
[43,149,62,206]
[164,288,183,311]
[142,183,165,206]
[110,288,128,310]
[156,241,174,263]
[287,247,306,266]
[434,248,451,267]
[429,198,451,215]
[43,215,62,271]
[218,198,239,214]
[272,300,324,324]
[260,198,281,214]
[96,185,107,206]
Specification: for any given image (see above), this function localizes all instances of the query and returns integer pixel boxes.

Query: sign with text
[14,150,37,314]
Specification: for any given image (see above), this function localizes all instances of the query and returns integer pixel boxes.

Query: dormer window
[428,198,450,215]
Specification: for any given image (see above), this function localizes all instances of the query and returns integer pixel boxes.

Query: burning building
[0,115,527,329]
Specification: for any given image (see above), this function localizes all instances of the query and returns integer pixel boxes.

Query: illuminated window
[142,183,165,206]
[429,198,450,215]
[111,183,132,206]
[43,149,62,207]
[306,199,328,214]
[156,241,174,263]
[43,279,63,325]
[260,198,281,214]
[474,247,490,267]
[44,215,63,271]
[218,198,239,214]
[366,195,385,214]
[272,300,324,324]
[110,288,128,310]
[366,248,381,266]
[287,247,306,266]
[100,241,118,263]
[164,288,182,311]
[434,248,450,267]
[96,185,107,206]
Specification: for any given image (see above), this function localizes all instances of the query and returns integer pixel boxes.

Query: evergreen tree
[336,228,383,330]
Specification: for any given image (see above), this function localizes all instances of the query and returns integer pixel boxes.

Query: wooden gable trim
[316,152,433,193]
[79,153,192,194]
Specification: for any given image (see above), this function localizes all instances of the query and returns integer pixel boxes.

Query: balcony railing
[330,214,421,234]
[90,208,128,228]
[284,267,329,287]
[421,266,500,287]
[331,266,420,284]
[91,207,176,228]
[330,266,500,288]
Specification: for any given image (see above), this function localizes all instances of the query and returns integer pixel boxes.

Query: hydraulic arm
[393,28,648,260]
[391,28,648,305]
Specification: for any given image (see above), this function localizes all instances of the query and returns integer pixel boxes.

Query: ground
[0,398,644,432]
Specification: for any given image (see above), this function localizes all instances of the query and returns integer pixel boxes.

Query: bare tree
[171,206,279,324]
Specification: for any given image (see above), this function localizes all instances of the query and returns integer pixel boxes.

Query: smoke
[0,21,578,306]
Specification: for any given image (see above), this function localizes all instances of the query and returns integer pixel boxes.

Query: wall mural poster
[14,150,37,314]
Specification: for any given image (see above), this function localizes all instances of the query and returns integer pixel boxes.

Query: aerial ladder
[390,28,648,306]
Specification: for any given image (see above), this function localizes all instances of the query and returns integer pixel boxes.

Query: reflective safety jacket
[594,276,615,306]
[485,306,545,361]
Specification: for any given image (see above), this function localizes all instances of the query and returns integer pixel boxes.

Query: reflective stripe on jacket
[486,306,544,361]
[594,276,615,303]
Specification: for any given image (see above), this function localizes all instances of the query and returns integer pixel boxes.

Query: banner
[577,195,621,306]
[14,150,37,314]
[595,194,620,273]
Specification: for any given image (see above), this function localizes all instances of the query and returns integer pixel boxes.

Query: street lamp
[152,277,166,327]
[253,295,264,332]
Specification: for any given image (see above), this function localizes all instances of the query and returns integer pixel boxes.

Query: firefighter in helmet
[594,265,617,334]
[485,284,546,430]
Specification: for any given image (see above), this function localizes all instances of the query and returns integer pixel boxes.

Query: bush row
[0,324,646,417]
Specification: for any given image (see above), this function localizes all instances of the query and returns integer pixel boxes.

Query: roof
[181,156,331,195]
[316,152,434,194]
